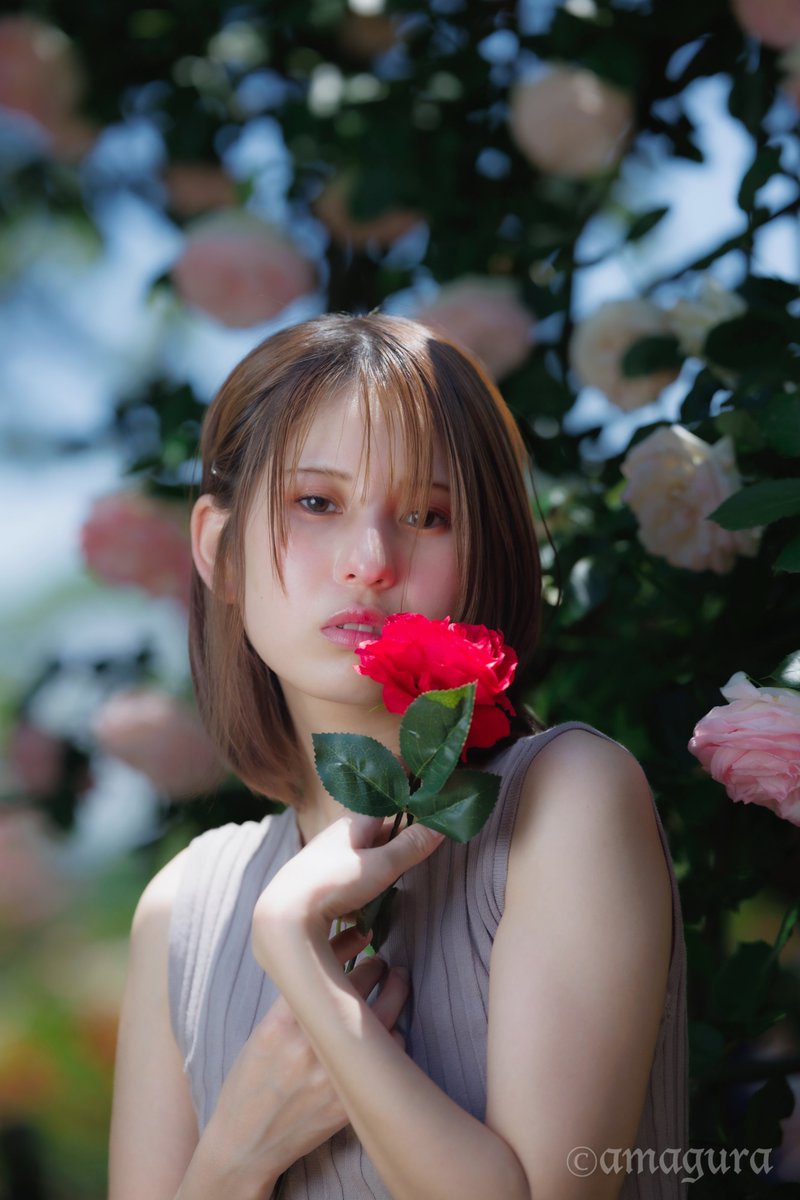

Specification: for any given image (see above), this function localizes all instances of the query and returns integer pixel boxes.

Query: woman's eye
[404,509,449,529]
[298,495,336,515]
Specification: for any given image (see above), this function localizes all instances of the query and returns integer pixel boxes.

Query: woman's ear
[191,495,235,601]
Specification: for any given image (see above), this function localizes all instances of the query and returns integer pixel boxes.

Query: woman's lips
[321,609,386,650]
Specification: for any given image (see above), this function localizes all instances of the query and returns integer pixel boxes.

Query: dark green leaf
[406,769,500,842]
[354,885,397,952]
[763,394,800,456]
[313,733,409,815]
[620,335,683,379]
[626,206,670,243]
[772,901,800,961]
[399,684,475,794]
[738,145,783,212]
[704,314,788,370]
[711,940,776,1025]
[774,534,800,573]
[714,409,766,452]
[680,369,720,423]
[744,1076,796,1150]
[709,480,800,530]
[688,1020,727,1078]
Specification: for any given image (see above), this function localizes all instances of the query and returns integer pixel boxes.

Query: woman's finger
[329,923,371,965]
[369,966,410,1027]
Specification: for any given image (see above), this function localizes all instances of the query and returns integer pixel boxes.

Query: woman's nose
[334,519,397,589]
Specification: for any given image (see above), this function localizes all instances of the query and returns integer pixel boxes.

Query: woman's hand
[251,812,445,974]
[201,923,410,1191]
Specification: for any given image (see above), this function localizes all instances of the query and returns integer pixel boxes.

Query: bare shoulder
[507,727,663,883]
[131,844,190,938]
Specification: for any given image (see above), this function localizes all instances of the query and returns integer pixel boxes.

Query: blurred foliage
[1,0,799,1196]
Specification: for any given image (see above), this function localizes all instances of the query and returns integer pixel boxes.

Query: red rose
[355,613,518,752]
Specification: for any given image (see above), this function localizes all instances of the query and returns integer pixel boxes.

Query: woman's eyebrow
[294,466,450,491]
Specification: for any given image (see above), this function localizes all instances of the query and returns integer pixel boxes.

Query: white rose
[620,426,761,573]
[508,66,633,179]
[569,298,679,411]
[669,277,747,359]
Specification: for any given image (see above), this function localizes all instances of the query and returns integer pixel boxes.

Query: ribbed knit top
[169,721,689,1198]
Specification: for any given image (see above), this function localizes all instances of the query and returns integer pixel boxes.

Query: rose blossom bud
[689,672,800,825]
[0,15,95,159]
[508,67,634,179]
[163,162,238,217]
[732,0,800,49]
[171,214,316,328]
[313,174,423,250]
[668,277,747,359]
[81,491,193,607]
[569,298,680,411]
[620,426,760,574]
[92,689,227,800]
[415,277,535,381]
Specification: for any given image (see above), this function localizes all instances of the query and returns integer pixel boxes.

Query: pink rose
[163,163,238,217]
[620,427,760,573]
[416,277,534,380]
[171,214,316,328]
[0,15,95,159]
[92,689,226,799]
[313,174,422,249]
[81,491,193,607]
[689,672,800,825]
[732,0,800,49]
[570,298,680,411]
[356,613,518,753]
[509,67,634,179]
[7,721,64,796]
[0,812,66,930]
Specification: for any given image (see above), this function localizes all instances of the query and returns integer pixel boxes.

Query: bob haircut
[189,312,542,805]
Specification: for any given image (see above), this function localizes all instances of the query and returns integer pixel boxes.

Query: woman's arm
[109,848,414,1200]
[251,731,673,1200]
[108,850,202,1200]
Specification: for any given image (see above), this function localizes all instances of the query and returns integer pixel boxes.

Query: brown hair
[189,312,542,803]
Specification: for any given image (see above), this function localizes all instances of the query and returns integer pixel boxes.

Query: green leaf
[353,885,397,952]
[774,534,800,573]
[620,335,683,379]
[626,206,669,243]
[763,394,800,457]
[688,1020,726,1078]
[744,1076,796,1150]
[738,145,783,212]
[711,940,775,1025]
[399,684,476,794]
[704,314,788,370]
[313,733,409,816]
[714,409,765,452]
[407,769,500,842]
[680,369,720,423]
[709,479,800,530]
[771,901,800,961]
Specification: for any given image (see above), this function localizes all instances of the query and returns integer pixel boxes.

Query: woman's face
[242,388,460,722]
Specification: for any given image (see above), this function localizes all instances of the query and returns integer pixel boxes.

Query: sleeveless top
[169,722,689,1199]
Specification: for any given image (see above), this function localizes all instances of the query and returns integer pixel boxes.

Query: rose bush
[668,276,747,359]
[415,277,534,381]
[689,672,800,825]
[81,490,194,607]
[731,0,800,49]
[355,613,517,752]
[313,174,422,249]
[171,214,316,327]
[508,67,633,179]
[569,298,680,410]
[620,426,760,573]
[92,688,226,800]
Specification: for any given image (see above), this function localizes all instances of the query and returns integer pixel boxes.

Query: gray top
[169,722,688,1198]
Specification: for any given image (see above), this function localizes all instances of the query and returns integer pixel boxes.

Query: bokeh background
[1,0,799,1196]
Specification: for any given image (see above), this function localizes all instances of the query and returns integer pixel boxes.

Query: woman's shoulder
[133,810,291,940]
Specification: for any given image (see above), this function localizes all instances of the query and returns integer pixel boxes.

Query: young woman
[108,313,687,1200]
